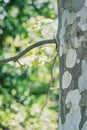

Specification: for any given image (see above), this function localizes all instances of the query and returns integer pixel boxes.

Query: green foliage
[0,0,58,129]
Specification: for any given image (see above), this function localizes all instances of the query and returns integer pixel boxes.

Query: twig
[0,39,56,64]
[17,60,25,66]
[50,87,59,90]
[38,53,58,119]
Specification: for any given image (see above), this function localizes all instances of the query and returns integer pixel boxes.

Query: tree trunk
[57,0,87,130]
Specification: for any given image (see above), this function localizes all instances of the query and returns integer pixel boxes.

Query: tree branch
[0,39,56,64]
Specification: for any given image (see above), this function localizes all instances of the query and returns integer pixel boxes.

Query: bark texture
[57,0,87,130]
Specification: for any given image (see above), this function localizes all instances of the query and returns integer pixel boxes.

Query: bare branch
[0,39,56,64]
[17,60,25,66]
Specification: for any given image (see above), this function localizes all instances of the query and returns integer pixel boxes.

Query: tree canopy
[0,0,59,130]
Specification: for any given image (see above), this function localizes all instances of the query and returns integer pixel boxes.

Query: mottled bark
[57,0,87,130]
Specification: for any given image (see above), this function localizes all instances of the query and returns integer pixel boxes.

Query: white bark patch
[59,117,62,130]
[73,36,85,49]
[65,89,81,109]
[66,102,72,109]
[86,109,87,116]
[81,121,87,130]
[59,46,63,57]
[66,49,77,68]
[59,10,76,45]
[76,59,80,64]
[77,7,87,31]
[59,45,67,57]
[62,89,81,130]
[84,0,87,7]
[62,71,72,89]
[81,60,87,72]
[78,60,87,92]
[79,70,87,93]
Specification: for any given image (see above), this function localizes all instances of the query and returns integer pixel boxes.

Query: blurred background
[0,0,59,130]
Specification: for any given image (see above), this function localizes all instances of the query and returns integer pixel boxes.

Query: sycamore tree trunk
[57,0,87,130]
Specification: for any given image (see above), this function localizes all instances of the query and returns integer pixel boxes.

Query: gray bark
[57,0,87,130]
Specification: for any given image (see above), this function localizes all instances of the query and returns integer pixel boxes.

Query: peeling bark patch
[77,59,80,64]
[78,60,87,92]
[65,89,81,109]
[66,101,72,109]
[60,89,81,130]
[62,71,72,89]
[79,91,87,106]
[86,110,87,116]
[63,0,85,12]
[84,0,87,7]
[78,72,87,92]
[59,117,62,130]
[77,7,87,31]
[79,106,87,129]
[74,36,85,49]
[59,89,70,124]
[59,10,76,45]
[59,46,63,57]
[69,63,82,90]
[59,45,67,57]
[66,49,77,68]
[81,121,87,130]
[81,60,87,72]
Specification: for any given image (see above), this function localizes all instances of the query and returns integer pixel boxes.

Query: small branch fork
[0,39,57,64]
